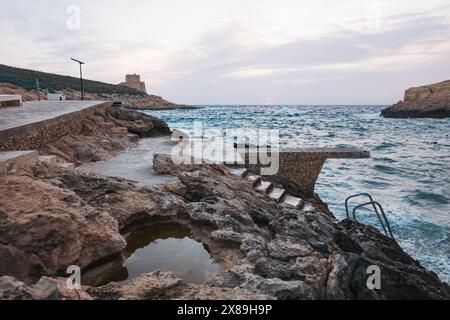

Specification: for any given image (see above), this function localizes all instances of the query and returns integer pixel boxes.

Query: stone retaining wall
[0,102,111,151]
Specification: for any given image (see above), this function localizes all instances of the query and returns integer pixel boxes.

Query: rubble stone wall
[0,102,111,151]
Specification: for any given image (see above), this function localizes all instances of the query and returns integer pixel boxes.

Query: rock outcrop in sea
[382,80,450,118]
[0,105,449,299]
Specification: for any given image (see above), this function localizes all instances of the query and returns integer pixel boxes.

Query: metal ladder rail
[345,193,388,236]
[352,201,395,239]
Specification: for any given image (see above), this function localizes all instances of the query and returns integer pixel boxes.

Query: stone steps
[229,167,248,178]
[229,166,307,210]
[255,181,273,193]
[283,195,305,210]
[268,187,286,203]
[246,174,262,187]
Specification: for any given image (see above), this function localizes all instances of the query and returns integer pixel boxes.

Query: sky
[0,0,449,105]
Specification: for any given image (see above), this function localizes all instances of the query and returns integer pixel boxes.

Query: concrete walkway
[79,136,244,186]
[79,137,178,186]
[0,100,106,132]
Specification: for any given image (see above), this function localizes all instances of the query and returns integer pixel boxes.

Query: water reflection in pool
[93,222,222,286]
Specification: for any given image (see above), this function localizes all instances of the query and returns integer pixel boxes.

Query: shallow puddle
[86,222,222,286]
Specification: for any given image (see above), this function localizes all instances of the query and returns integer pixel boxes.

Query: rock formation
[0,152,448,299]
[0,106,448,300]
[39,106,171,165]
[382,80,450,118]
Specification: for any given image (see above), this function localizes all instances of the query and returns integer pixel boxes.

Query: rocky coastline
[61,89,196,111]
[0,105,449,300]
[0,82,196,111]
[382,80,450,118]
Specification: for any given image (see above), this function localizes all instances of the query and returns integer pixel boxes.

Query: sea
[145,105,450,283]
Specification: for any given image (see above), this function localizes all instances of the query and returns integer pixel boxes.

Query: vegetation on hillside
[0,64,144,96]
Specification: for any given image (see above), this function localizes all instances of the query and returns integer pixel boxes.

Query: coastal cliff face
[382,80,450,118]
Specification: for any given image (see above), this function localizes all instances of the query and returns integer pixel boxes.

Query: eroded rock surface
[0,172,126,284]
[153,155,450,299]
[0,153,449,300]
[39,106,171,165]
[382,80,450,118]
[0,272,271,300]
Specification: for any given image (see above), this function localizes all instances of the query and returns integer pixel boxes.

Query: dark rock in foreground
[382,80,450,118]
[0,153,448,300]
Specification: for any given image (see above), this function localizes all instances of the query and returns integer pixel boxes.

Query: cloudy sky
[1,0,449,104]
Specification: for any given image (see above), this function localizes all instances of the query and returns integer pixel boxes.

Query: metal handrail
[345,193,388,236]
[352,201,395,239]
[345,193,395,239]
[346,193,375,218]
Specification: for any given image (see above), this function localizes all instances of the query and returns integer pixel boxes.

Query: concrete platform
[79,136,178,187]
[240,146,370,198]
[0,100,107,132]
[0,100,111,151]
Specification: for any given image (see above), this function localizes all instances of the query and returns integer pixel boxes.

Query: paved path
[79,137,178,186]
[0,100,106,132]
[79,136,244,186]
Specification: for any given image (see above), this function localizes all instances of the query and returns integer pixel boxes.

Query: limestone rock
[107,106,171,136]
[0,276,59,300]
[382,80,450,118]
[0,272,271,300]
[39,105,171,165]
[0,150,449,300]
[0,174,126,284]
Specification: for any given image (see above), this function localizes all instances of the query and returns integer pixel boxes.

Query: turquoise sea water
[145,105,450,283]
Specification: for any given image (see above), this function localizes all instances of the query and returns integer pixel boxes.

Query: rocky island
[382,80,450,118]
[0,101,449,300]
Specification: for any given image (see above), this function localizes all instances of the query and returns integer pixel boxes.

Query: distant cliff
[382,80,450,118]
[0,64,193,110]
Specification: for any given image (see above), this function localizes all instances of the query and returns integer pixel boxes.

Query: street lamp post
[70,58,85,100]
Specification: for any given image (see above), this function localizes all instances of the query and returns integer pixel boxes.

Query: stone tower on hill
[119,74,147,93]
